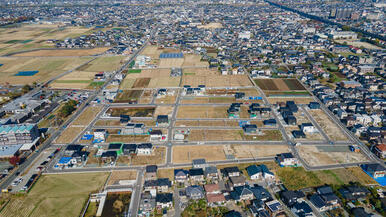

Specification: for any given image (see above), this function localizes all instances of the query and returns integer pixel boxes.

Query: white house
[277,153,298,167]
[301,123,317,133]
[137,143,153,155]
[93,129,106,141]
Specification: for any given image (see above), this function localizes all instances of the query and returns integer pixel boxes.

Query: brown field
[138,90,153,104]
[13,47,109,57]
[94,120,121,126]
[243,130,283,141]
[255,79,305,91]
[183,68,219,76]
[177,106,228,118]
[55,126,83,144]
[182,75,252,87]
[83,56,126,72]
[228,144,289,158]
[132,78,151,88]
[58,71,96,80]
[268,97,314,104]
[172,145,227,163]
[308,109,349,141]
[140,45,163,59]
[154,106,174,117]
[187,129,243,141]
[71,106,102,126]
[159,58,184,68]
[120,78,135,90]
[108,107,156,117]
[182,54,209,68]
[297,146,368,166]
[155,95,176,104]
[131,147,166,165]
[175,120,262,127]
[129,68,170,78]
[108,171,137,185]
[106,135,149,143]
[205,88,260,96]
[115,90,143,103]
[157,168,176,181]
[148,77,180,88]
[0,57,93,85]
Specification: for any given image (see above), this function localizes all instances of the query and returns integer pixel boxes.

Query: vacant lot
[154,106,174,117]
[243,130,283,141]
[182,75,252,87]
[119,78,135,90]
[308,109,349,141]
[183,68,219,76]
[297,145,368,166]
[138,90,153,104]
[159,58,184,68]
[114,90,143,103]
[177,105,228,118]
[82,56,125,72]
[132,78,151,88]
[108,170,137,185]
[182,54,209,68]
[0,173,108,217]
[140,45,163,59]
[188,129,243,141]
[55,126,83,144]
[71,106,102,126]
[173,145,227,163]
[268,97,314,104]
[0,57,92,85]
[131,147,165,165]
[13,47,109,57]
[175,120,261,127]
[229,144,289,158]
[106,135,149,143]
[108,107,155,117]
[155,95,176,104]
[130,68,170,78]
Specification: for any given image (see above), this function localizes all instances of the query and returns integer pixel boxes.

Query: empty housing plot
[108,170,137,185]
[286,110,324,141]
[268,97,314,105]
[297,145,368,166]
[55,126,84,144]
[138,89,154,104]
[120,78,136,90]
[130,146,166,165]
[107,107,155,117]
[154,106,174,117]
[175,120,250,127]
[114,90,143,103]
[182,54,209,67]
[187,129,243,141]
[71,105,102,126]
[228,144,289,158]
[308,109,349,141]
[177,105,229,118]
[172,145,227,164]
[140,45,163,59]
[148,77,180,88]
[155,95,176,104]
[183,68,219,76]
[182,75,252,87]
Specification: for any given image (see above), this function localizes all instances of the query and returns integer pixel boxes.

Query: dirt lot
[71,105,102,126]
[13,47,110,57]
[175,120,262,127]
[131,146,166,165]
[183,68,219,76]
[140,45,163,59]
[138,90,153,104]
[159,58,184,68]
[182,54,209,68]
[132,78,151,88]
[55,126,83,144]
[187,129,243,141]
[114,90,143,103]
[228,144,289,158]
[106,135,149,143]
[335,39,382,50]
[255,79,305,91]
[148,77,180,88]
[129,68,170,78]
[108,171,137,185]
[172,145,227,163]
[177,105,229,118]
[155,95,176,104]
[182,75,252,87]
[268,97,314,104]
[108,107,155,117]
[154,106,174,117]
[243,130,283,141]
[297,145,368,166]
[308,109,349,141]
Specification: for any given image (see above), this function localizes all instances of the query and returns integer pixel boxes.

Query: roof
[189,168,204,176]
[146,165,157,173]
[0,123,36,135]
[223,166,240,174]
[156,193,173,203]
[58,156,72,164]
[266,200,282,212]
[137,143,153,149]
[376,144,386,151]
[206,193,225,203]
[159,53,184,58]
[0,145,22,157]
[193,158,206,165]
[246,165,261,176]
[204,183,220,193]
[310,194,326,208]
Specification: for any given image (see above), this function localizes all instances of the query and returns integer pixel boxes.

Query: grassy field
[55,126,83,144]
[130,147,166,165]
[276,166,376,190]
[71,106,102,126]
[0,173,108,217]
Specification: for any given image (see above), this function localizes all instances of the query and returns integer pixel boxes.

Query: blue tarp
[81,135,93,140]
[361,167,386,186]
[58,157,72,165]
[15,70,39,76]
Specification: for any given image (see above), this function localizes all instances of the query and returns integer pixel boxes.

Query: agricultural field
[182,54,209,68]
[297,145,368,166]
[308,109,349,141]
[108,171,137,185]
[159,58,184,68]
[177,105,229,119]
[267,97,314,104]
[139,45,163,59]
[243,130,283,141]
[130,146,166,165]
[107,107,155,117]
[114,90,143,103]
[181,97,236,104]
[138,90,154,104]
[0,173,108,217]
[183,68,219,76]
[187,129,244,141]
[55,126,83,144]
[276,166,376,190]
[13,47,109,57]
[172,145,227,164]
[71,105,102,126]
[0,57,93,85]
[155,95,176,104]
[182,75,252,87]
[227,144,289,158]
[255,78,305,91]
[51,70,99,89]
[80,56,126,72]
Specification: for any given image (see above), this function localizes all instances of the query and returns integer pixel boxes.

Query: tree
[21,84,31,93]
[9,156,20,166]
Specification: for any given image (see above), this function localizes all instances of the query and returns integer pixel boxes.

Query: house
[293,130,306,139]
[265,200,283,216]
[229,176,246,189]
[156,193,173,209]
[225,210,242,217]
[373,144,386,159]
[285,115,297,125]
[206,193,226,206]
[144,178,171,193]
[339,186,370,201]
[192,158,207,168]
[351,207,372,217]
[149,130,164,141]
[308,102,320,109]
[186,185,205,199]
[243,124,258,134]
[231,185,254,201]
[137,143,153,155]
[204,166,219,181]
[264,119,277,126]
[222,166,240,178]
[277,153,298,167]
[301,123,317,133]
[281,190,305,207]
[362,163,385,178]
[310,194,329,212]
[120,115,130,123]
[204,183,221,195]
[246,165,262,180]
[65,144,83,156]
[156,115,169,125]
[101,151,117,161]
[140,192,156,213]
[260,164,275,180]
[291,201,314,217]
[122,143,137,155]
[310,186,341,211]
[145,165,157,180]
[189,168,204,182]
[174,169,189,183]
[93,129,107,141]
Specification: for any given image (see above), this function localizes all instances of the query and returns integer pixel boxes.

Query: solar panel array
[159,53,184,58]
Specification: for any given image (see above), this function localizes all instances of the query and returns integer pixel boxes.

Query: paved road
[129,168,144,217]
[299,105,331,143]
